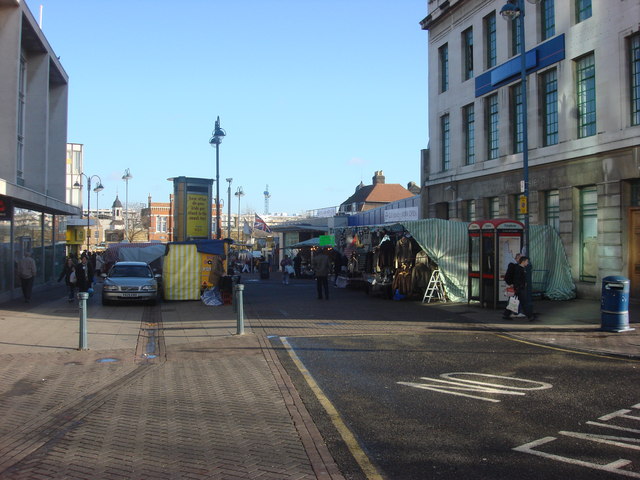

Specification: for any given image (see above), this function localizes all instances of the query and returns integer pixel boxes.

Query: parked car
[101,261,160,305]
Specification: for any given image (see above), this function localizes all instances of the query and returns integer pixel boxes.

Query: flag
[243,220,253,236]
[253,214,272,234]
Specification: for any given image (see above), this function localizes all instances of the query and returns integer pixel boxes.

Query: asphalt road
[276,332,640,480]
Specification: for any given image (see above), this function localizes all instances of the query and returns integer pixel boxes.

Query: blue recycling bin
[600,276,634,332]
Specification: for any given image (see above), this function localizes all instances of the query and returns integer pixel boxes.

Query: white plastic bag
[506,295,520,313]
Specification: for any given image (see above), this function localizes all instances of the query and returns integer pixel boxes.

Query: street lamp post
[501,0,539,314]
[235,186,244,242]
[93,181,105,245]
[122,168,132,242]
[74,173,104,251]
[226,178,233,239]
[209,116,226,239]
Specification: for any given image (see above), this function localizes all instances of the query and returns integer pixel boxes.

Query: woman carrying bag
[58,257,77,302]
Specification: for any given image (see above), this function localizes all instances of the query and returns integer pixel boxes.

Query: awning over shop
[285,237,335,249]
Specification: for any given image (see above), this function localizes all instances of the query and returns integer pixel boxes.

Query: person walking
[280,255,293,285]
[17,251,37,303]
[58,257,77,302]
[502,253,520,320]
[511,255,535,320]
[74,255,94,294]
[311,248,330,300]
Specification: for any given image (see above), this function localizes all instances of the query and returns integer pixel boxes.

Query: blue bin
[600,276,633,332]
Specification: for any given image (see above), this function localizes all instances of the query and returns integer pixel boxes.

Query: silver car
[101,261,160,305]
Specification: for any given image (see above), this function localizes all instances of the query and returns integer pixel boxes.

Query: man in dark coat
[75,255,94,293]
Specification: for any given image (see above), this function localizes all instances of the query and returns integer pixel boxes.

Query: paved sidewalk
[0,276,637,479]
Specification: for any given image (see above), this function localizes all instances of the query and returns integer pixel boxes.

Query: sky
[35,0,429,216]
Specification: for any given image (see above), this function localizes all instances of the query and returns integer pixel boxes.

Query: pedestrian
[293,252,302,278]
[58,257,77,302]
[74,255,94,294]
[511,255,535,320]
[17,251,37,303]
[311,248,330,300]
[280,255,293,285]
[95,252,104,278]
[502,253,521,320]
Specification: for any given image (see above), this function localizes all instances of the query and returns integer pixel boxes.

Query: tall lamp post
[93,181,105,245]
[122,168,132,242]
[235,186,244,242]
[226,178,233,239]
[500,0,539,311]
[74,173,104,251]
[209,116,226,239]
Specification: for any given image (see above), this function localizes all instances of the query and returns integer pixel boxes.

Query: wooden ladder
[422,269,446,303]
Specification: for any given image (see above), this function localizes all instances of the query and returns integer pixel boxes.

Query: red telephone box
[468,220,523,308]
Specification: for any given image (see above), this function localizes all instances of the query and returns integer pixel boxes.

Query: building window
[439,43,449,93]
[17,55,26,181]
[545,190,560,232]
[441,114,450,171]
[465,200,476,222]
[579,186,597,282]
[541,68,558,146]
[512,194,525,222]
[630,33,640,126]
[576,0,592,23]
[464,104,475,165]
[541,0,555,41]
[485,13,497,69]
[511,17,522,56]
[488,197,500,218]
[157,216,167,233]
[511,82,524,153]
[576,53,596,138]
[463,27,474,80]
[486,94,499,159]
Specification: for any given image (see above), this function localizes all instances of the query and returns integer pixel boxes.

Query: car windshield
[110,265,152,278]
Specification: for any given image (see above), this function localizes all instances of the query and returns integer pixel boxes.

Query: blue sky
[36,0,428,215]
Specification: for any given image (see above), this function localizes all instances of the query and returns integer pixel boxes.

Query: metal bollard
[78,292,89,350]
[235,284,245,335]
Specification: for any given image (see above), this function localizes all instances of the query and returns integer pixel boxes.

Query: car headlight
[140,285,156,291]
[103,285,119,292]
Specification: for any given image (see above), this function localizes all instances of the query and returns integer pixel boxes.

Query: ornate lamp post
[235,186,245,242]
[500,0,539,312]
[122,168,132,242]
[209,116,226,239]
[226,178,233,239]
[74,173,104,250]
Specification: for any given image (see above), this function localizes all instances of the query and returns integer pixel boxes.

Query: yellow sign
[518,195,528,214]
[186,193,209,237]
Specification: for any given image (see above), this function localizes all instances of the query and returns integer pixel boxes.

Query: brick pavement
[0,274,637,479]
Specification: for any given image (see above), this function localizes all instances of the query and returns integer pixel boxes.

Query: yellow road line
[280,337,384,480]
[493,334,640,362]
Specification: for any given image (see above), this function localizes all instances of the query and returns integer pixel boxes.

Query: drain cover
[96,357,119,363]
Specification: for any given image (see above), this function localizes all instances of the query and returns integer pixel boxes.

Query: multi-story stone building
[420,0,640,299]
[0,1,76,301]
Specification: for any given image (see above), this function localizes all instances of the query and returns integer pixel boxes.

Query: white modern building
[0,0,77,301]
[420,0,640,299]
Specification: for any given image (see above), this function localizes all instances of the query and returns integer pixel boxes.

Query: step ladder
[422,269,446,303]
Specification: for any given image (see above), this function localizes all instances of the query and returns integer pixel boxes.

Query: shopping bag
[505,286,515,297]
[285,265,295,274]
[506,295,520,313]
[69,270,77,284]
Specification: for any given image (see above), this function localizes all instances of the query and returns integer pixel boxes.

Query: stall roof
[285,237,337,249]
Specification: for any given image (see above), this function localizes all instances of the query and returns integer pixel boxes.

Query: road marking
[493,334,640,362]
[398,373,552,403]
[514,437,640,478]
[280,337,384,480]
[515,403,640,478]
